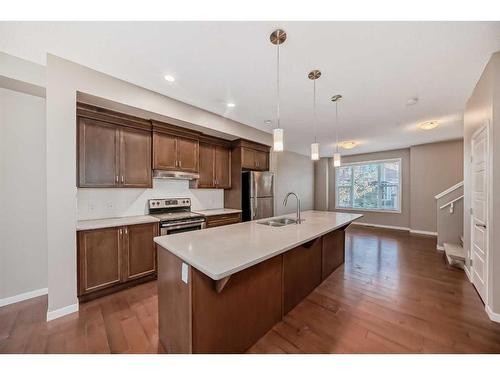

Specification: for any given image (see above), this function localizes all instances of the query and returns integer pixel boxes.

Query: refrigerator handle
[253,178,258,219]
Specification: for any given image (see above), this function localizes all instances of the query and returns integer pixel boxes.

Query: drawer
[205,213,241,228]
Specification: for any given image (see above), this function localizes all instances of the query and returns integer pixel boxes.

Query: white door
[470,125,489,303]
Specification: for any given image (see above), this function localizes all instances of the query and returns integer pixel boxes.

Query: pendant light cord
[276,36,280,130]
[313,79,317,143]
[335,101,339,153]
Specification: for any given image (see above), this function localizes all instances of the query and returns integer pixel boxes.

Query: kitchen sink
[258,217,297,227]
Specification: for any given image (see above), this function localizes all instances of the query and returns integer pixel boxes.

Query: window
[335,158,401,212]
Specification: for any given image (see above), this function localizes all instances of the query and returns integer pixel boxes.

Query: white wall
[0,88,47,301]
[45,54,273,319]
[78,180,223,220]
[272,151,314,216]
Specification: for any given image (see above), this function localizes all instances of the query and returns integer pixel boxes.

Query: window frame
[334,157,402,214]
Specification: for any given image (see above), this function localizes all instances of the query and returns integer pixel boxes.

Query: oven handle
[161,219,206,230]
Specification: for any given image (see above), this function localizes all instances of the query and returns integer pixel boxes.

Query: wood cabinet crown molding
[77,102,152,132]
[231,139,271,153]
[151,119,202,140]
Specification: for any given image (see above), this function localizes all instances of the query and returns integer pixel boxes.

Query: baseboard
[409,229,437,236]
[463,265,473,282]
[350,222,410,232]
[436,245,445,251]
[46,302,79,321]
[485,305,500,323]
[0,287,48,307]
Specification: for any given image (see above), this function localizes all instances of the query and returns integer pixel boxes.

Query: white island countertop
[154,210,362,280]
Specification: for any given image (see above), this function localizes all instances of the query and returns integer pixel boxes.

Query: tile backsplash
[77,179,224,220]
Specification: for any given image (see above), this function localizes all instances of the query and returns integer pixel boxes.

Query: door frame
[469,120,491,304]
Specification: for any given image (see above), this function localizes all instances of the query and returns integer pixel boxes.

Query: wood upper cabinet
[77,222,158,298]
[241,147,269,171]
[153,132,177,170]
[78,227,123,295]
[78,117,119,187]
[120,127,152,187]
[198,142,216,188]
[152,121,200,173]
[215,146,231,188]
[124,223,157,281]
[77,104,152,188]
[197,140,231,189]
[177,137,199,172]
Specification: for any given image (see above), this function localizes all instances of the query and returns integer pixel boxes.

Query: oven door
[160,219,206,236]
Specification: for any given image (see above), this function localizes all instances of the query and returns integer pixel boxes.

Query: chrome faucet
[283,192,303,224]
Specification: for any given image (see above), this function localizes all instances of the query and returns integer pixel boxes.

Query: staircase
[435,182,464,269]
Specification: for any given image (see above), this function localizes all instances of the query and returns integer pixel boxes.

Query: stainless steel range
[148,198,205,236]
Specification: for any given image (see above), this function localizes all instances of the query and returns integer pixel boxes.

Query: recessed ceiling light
[341,141,357,149]
[264,120,272,124]
[226,102,236,108]
[164,75,175,82]
[419,121,439,130]
[406,97,419,106]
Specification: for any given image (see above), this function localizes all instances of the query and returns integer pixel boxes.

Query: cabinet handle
[115,175,119,183]
[119,228,123,236]
[121,175,124,183]
[124,228,128,235]
[178,160,182,168]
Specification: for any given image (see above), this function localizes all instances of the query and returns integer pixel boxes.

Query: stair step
[444,242,465,261]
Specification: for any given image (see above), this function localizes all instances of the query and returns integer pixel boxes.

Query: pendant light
[331,94,343,167]
[309,70,321,161]
[270,29,286,152]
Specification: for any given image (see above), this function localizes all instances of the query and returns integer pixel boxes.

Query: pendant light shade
[270,29,286,153]
[273,128,284,152]
[311,143,320,161]
[333,152,341,167]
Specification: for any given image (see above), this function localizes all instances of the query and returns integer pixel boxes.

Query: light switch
[181,262,189,284]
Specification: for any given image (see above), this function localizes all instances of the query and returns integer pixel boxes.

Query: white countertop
[77,215,160,231]
[193,208,242,217]
[154,210,362,280]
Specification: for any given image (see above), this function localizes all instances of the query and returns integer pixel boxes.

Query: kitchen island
[154,210,362,353]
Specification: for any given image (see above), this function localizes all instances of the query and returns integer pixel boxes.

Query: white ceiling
[1,21,499,156]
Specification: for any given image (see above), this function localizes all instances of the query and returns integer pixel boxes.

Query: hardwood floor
[1,226,499,354]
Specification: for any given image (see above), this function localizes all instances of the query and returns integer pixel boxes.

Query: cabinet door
[177,137,199,172]
[215,146,231,189]
[241,148,255,169]
[78,117,119,187]
[77,227,122,295]
[124,223,157,281]
[254,150,269,171]
[120,128,152,188]
[153,132,177,170]
[198,142,215,188]
[321,229,345,280]
[283,237,322,314]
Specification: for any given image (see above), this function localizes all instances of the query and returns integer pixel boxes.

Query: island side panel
[191,255,283,353]
[283,236,323,315]
[321,226,347,280]
[157,246,193,353]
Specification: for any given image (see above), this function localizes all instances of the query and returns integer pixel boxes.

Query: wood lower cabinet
[77,222,158,300]
[283,236,323,314]
[321,227,346,280]
[77,104,152,188]
[78,227,123,295]
[205,213,241,228]
[198,142,231,189]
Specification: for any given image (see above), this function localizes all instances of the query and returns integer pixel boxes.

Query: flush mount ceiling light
[309,70,321,161]
[264,120,272,125]
[341,141,357,149]
[270,29,287,152]
[419,121,439,130]
[164,75,175,82]
[226,102,236,108]
[406,97,418,106]
[331,94,343,167]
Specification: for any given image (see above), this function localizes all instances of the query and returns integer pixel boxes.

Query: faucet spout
[283,192,303,224]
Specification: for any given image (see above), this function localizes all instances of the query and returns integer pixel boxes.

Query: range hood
[153,170,200,180]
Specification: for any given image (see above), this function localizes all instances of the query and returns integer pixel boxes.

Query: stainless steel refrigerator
[241,171,274,221]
